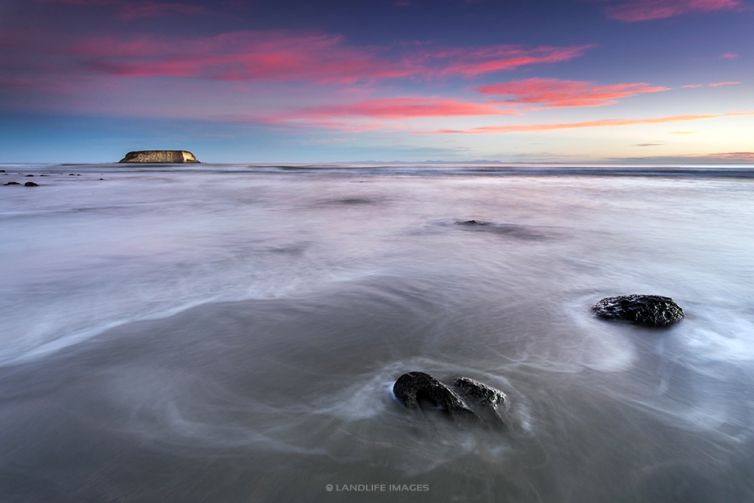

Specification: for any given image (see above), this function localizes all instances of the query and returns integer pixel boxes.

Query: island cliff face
[119,150,200,163]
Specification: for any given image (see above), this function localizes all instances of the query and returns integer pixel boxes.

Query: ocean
[1,164,753,502]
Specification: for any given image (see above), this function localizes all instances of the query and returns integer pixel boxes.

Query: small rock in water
[24,181,39,187]
[393,372,510,428]
[458,219,489,226]
[393,372,476,421]
[592,294,684,327]
[25,174,34,177]
[4,181,20,186]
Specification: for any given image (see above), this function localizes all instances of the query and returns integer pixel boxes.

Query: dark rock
[25,174,34,177]
[458,219,489,226]
[0,169,5,173]
[24,181,39,187]
[393,372,512,429]
[393,372,476,421]
[593,294,684,327]
[4,181,20,186]
[454,377,506,407]
[69,173,75,176]
[454,377,508,428]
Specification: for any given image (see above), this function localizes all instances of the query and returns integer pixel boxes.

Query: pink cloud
[422,45,593,77]
[605,0,743,21]
[721,52,739,59]
[478,78,669,108]
[239,115,412,134]
[440,113,722,134]
[683,81,741,88]
[62,32,590,83]
[69,32,413,83]
[251,97,512,134]
[715,152,754,161]
[439,111,754,134]
[295,97,514,119]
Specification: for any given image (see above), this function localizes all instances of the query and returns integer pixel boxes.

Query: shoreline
[3,163,754,179]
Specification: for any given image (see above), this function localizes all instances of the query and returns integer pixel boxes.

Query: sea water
[1,164,753,502]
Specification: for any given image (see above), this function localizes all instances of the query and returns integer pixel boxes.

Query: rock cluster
[393,371,507,427]
[4,181,39,187]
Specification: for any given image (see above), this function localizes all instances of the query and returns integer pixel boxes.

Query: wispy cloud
[39,0,208,20]
[117,2,207,19]
[65,32,417,82]
[422,45,593,77]
[612,151,754,164]
[439,112,754,134]
[683,81,741,88]
[290,97,514,119]
[478,78,668,108]
[721,52,739,59]
[58,32,591,83]
[605,0,743,22]
[716,151,754,161]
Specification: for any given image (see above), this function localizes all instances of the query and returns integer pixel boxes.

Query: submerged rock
[593,294,684,327]
[455,219,543,240]
[119,150,200,163]
[24,181,39,187]
[393,372,476,421]
[4,181,20,186]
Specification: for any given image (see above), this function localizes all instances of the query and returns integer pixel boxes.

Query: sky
[0,0,752,163]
